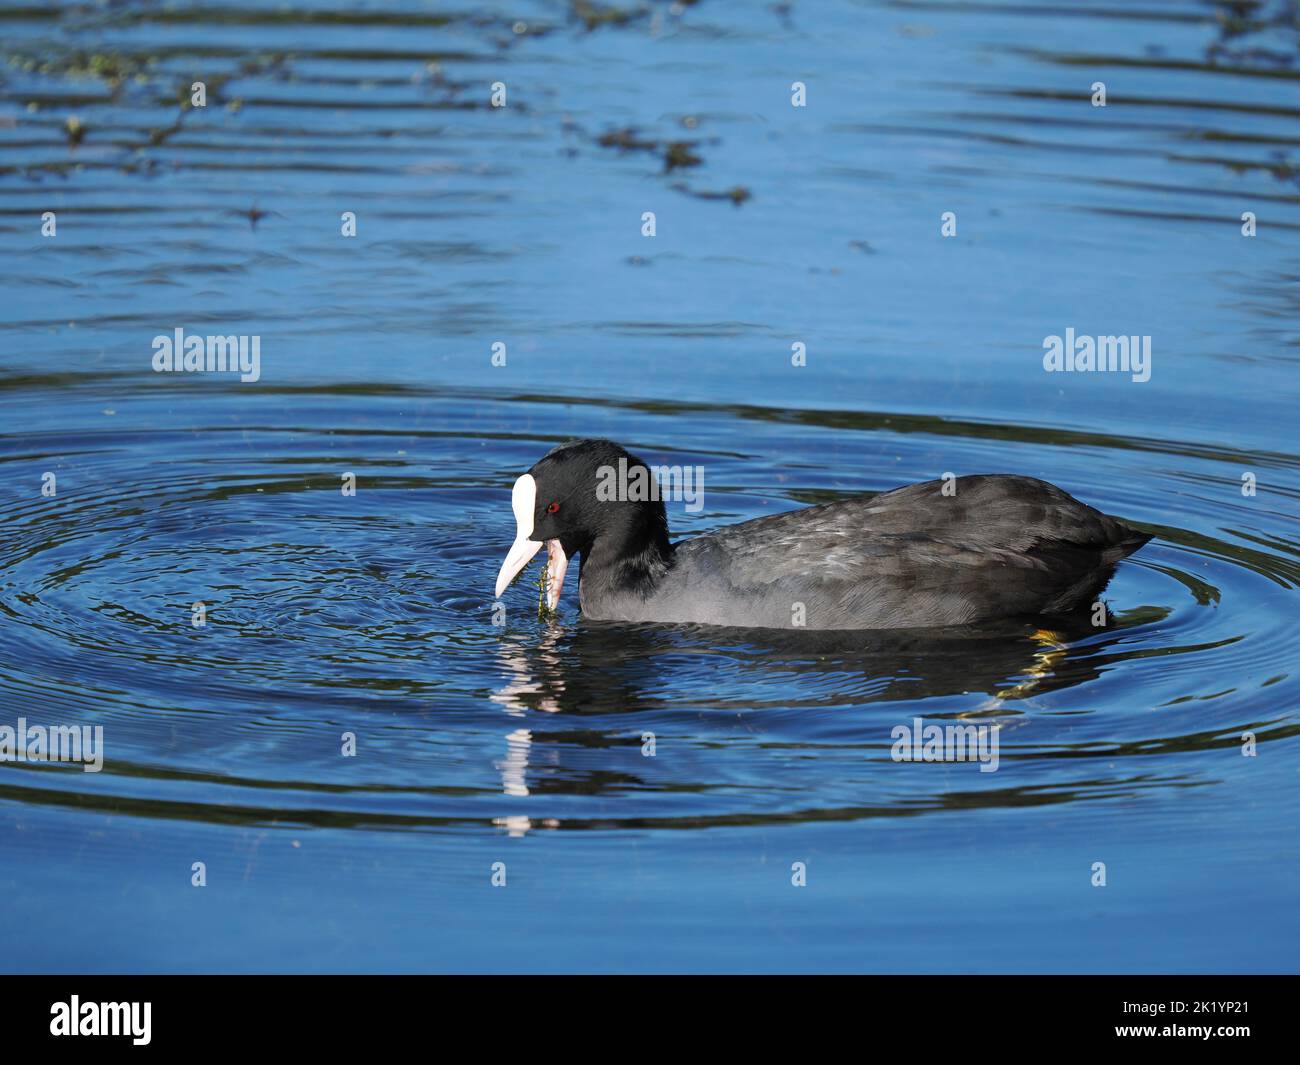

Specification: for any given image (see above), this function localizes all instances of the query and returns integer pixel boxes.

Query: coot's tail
[1100,525,1153,566]
[1036,521,1152,617]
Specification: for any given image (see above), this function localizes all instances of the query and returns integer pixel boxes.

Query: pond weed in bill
[0,0,1297,973]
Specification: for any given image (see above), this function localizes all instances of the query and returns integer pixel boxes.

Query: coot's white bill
[495,473,541,597]
[494,472,570,608]
[495,535,542,599]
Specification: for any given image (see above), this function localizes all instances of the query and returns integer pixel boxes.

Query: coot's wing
[689,475,1150,625]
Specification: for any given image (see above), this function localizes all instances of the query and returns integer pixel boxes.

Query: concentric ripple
[1,382,1296,836]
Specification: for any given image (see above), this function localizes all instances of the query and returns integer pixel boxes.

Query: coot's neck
[579,506,673,599]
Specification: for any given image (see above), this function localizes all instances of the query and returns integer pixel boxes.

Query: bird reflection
[485,607,1165,829]
[491,610,1147,716]
[497,728,532,796]
[489,624,567,716]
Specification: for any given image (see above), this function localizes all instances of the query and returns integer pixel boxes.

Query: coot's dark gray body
[495,440,1152,631]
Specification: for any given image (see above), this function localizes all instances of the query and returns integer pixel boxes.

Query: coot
[494,439,1151,630]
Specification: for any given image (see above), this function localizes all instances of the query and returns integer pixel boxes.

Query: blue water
[1,0,1298,972]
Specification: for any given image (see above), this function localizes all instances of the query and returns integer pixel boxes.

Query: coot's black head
[494,439,671,608]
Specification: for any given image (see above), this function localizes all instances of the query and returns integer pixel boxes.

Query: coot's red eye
[547,501,560,514]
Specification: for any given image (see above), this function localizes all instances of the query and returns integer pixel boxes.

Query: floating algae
[537,559,559,621]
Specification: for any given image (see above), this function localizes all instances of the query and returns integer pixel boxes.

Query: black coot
[494,439,1152,630]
